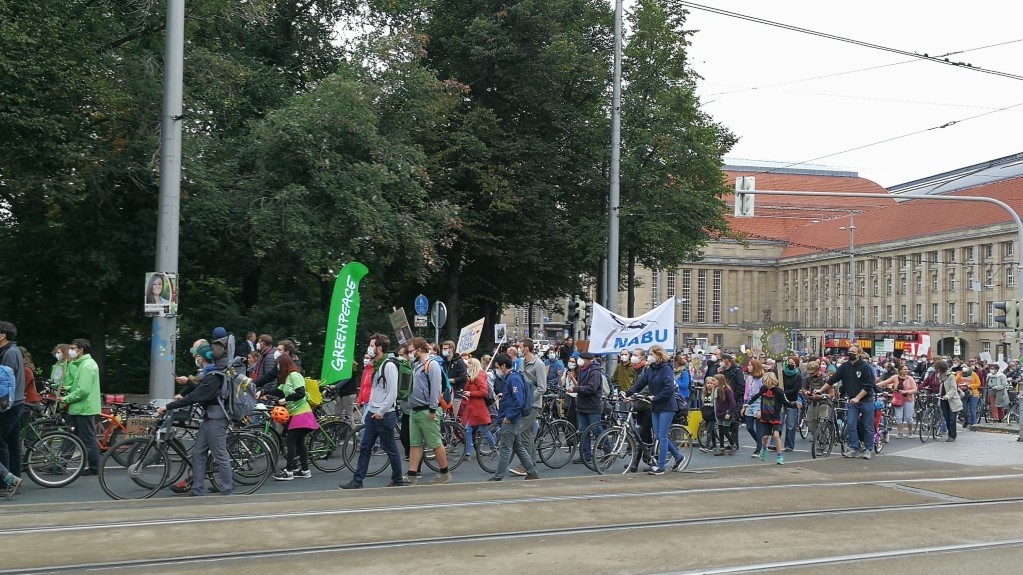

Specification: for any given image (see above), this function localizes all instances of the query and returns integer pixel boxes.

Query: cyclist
[572,352,605,466]
[59,339,102,476]
[273,353,316,481]
[628,345,686,474]
[802,361,833,439]
[820,344,877,460]
[157,340,233,496]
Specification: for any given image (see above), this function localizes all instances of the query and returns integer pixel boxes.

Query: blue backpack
[0,365,15,413]
[430,358,453,407]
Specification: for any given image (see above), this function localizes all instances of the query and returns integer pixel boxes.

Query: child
[710,376,737,456]
[699,377,717,453]
[747,372,797,465]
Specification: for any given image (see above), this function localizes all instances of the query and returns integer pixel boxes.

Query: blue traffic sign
[414,294,429,316]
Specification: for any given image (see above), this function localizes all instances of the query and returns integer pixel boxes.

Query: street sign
[430,301,447,329]
[414,315,428,328]
[414,294,429,316]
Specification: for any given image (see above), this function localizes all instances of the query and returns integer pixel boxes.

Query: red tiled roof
[781,177,1023,258]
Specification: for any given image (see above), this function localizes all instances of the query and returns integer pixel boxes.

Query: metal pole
[848,214,856,343]
[148,0,185,402]
[741,190,1023,302]
[607,0,623,315]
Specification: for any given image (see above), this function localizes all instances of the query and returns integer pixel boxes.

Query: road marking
[876,482,970,503]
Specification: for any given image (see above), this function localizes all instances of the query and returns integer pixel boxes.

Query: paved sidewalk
[891,429,1023,467]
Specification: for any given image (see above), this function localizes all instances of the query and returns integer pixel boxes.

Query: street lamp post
[839,214,856,344]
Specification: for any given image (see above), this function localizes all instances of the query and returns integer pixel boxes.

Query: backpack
[384,357,415,404]
[430,358,453,409]
[600,371,612,397]
[216,358,257,422]
[0,365,14,413]
[512,370,534,418]
[484,376,497,407]
[304,377,324,410]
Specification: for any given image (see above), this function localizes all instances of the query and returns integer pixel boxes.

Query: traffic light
[583,300,592,324]
[995,300,1020,330]
[734,176,755,218]
[567,298,580,323]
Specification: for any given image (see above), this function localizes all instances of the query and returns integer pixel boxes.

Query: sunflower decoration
[760,325,796,361]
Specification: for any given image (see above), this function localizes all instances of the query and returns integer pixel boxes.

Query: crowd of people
[2,315,1021,500]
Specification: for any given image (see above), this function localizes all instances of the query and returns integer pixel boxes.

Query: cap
[190,341,213,359]
[212,327,228,341]
[579,352,595,360]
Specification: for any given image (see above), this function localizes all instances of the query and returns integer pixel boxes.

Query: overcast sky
[672,1,1023,187]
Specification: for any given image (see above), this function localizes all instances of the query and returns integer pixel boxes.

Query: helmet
[270,405,291,425]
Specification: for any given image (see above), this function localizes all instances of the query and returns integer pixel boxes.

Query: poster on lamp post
[144,272,178,317]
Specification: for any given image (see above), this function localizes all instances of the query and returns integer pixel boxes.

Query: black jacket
[722,364,745,404]
[828,359,876,399]
[575,364,604,414]
[165,367,226,418]
[444,356,468,391]
[629,361,677,413]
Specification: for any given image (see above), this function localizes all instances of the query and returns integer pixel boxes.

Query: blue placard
[414,294,429,316]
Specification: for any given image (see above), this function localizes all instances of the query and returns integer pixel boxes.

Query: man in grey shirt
[510,338,547,476]
[404,337,451,485]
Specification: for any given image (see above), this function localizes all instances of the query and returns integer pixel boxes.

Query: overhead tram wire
[702,38,1023,100]
[679,2,1023,83]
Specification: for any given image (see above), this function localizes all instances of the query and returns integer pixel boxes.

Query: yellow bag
[304,377,324,410]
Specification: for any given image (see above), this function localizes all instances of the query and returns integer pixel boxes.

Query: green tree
[618,0,737,315]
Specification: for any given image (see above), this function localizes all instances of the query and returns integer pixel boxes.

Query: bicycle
[535,393,577,469]
[915,391,942,443]
[22,428,87,488]
[342,409,466,476]
[593,394,693,475]
[872,394,893,454]
[99,411,273,500]
[809,397,847,459]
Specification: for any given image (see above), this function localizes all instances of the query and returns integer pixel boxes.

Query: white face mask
[273,350,282,360]
[630,356,640,365]
[568,361,577,369]
[442,350,451,358]
[548,353,556,359]
[363,357,372,366]
[620,354,629,361]
[256,343,263,351]
[367,345,376,356]
[68,350,79,360]
[55,353,62,362]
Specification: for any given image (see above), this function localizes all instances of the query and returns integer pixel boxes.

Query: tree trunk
[596,256,605,309]
[318,269,332,311]
[242,269,260,309]
[445,242,463,341]
[627,247,637,316]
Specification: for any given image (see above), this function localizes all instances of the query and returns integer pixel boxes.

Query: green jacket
[63,354,102,416]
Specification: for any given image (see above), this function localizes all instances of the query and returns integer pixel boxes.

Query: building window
[927,251,938,264]
[884,257,892,271]
[948,270,956,292]
[915,304,923,323]
[681,270,691,323]
[949,302,957,324]
[900,305,907,323]
[873,306,880,325]
[886,305,893,323]
[825,308,832,326]
[987,301,994,328]
[967,270,974,291]
[712,270,722,324]
[712,334,723,348]
[857,261,865,275]
[982,340,992,354]
[915,273,922,294]
[697,270,707,324]
[813,308,819,327]
[885,276,892,296]
[932,303,939,323]
[931,273,938,293]
[873,278,879,297]
[899,274,907,295]
[858,279,866,297]
[667,272,676,299]
[963,246,974,262]
[983,244,993,260]
[944,249,955,264]
[986,268,994,288]
[1004,241,1015,258]
[651,270,660,308]
[1009,268,1017,288]
[967,302,976,324]
[860,306,866,326]
[870,259,878,272]
[913,253,923,267]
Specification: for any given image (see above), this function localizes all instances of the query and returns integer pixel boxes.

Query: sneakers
[338,481,362,490]
[714,449,725,456]
[524,473,540,480]
[5,477,22,501]
[386,480,408,487]
[726,448,736,456]
[273,470,294,481]
[699,447,713,454]
[428,472,452,485]
[647,467,665,475]
[783,447,793,453]
[508,466,527,477]
[403,475,418,486]
[759,450,767,462]
[295,469,312,479]
[750,451,760,459]
[487,477,502,481]
[671,456,686,471]
[862,450,872,460]
[776,454,784,465]
[841,449,859,458]
[170,480,192,494]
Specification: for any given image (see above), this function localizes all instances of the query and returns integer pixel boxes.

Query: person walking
[747,372,797,465]
[710,375,736,456]
[59,339,103,475]
[510,338,547,476]
[781,355,803,452]
[937,360,963,442]
[460,358,494,460]
[821,345,877,459]
[742,360,766,457]
[340,334,406,489]
[405,337,451,485]
[0,321,25,478]
[488,353,540,481]
[628,345,686,474]
[879,364,916,438]
[272,353,317,481]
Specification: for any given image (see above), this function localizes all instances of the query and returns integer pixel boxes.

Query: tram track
[6,495,1023,575]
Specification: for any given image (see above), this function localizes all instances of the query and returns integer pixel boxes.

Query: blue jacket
[496,371,527,424]
[675,368,691,401]
[629,361,677,413]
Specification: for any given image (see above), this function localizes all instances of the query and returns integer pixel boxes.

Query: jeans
[192,417,232,495]
[651,410,682,469]
[783,406,800,450]
[352,411,403,485]
[966,395,979,425]
[0,405,23,476]
[68,414,101,472]
[846,400,875,452]
[576,412,602,460]
[519,407,539,461]
[941,401,958,440]
[465,424,495,456]
[493,419,535,479]
[745,414,761,452]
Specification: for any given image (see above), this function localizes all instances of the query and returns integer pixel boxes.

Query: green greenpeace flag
[321,262,369,385]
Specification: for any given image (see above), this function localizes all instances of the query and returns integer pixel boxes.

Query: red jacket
[357,364,373,407]
[460,372,492,428]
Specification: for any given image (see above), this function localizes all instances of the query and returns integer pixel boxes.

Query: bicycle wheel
[425,420,467,472]
[811,422,834,459]
[538,419,577,469]
[24,431,86,488]
[476,423,502,474]
[341,424,392,477]
[594,428,637,475]
[798,413,809,439]
[697,420,713,449]
[580,421,609,471]
[918,410,932,443]
[307,420,354,473]
[98,437,169,500]
[210,433,272,495]
[668,424,693,471]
